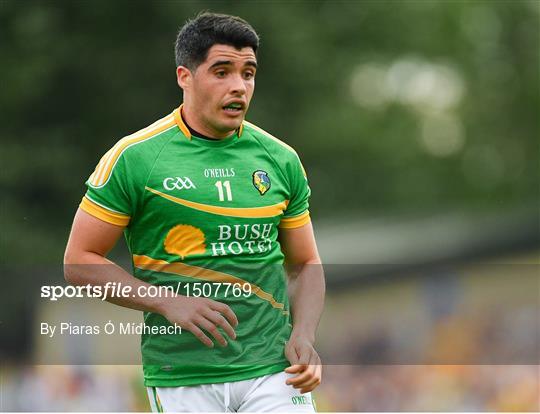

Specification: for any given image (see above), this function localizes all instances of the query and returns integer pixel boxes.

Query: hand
[159,295,238,347]
[284,334,322,393]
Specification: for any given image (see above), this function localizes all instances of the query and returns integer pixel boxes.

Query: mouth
[222,101,245,115]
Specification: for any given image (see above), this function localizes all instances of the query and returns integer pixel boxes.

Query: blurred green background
[1,0,538,411]
[1,0,538,263]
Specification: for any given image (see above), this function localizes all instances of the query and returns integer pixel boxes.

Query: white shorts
[146,371,316,412]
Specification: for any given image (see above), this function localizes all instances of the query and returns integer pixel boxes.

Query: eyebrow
[208,60,258,70]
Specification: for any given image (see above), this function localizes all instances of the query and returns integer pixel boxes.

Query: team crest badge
[252,170,271,195]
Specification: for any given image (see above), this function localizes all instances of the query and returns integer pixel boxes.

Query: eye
[243,71,255,80]
[215,70,226,78]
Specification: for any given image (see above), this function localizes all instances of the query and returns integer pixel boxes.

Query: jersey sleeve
[279,154,311,229]
[79,149,135,227]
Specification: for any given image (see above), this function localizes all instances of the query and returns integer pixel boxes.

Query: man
[64,12,325,412]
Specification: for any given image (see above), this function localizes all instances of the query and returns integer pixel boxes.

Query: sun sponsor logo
[164,224,207,259]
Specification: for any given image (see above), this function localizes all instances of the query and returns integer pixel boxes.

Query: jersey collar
[174,104,244,140]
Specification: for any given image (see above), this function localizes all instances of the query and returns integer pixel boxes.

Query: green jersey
[80,105,311,386]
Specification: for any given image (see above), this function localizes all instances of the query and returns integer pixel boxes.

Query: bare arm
[64,208,238,347]
[64,208,160,311]
[279,220,325,393]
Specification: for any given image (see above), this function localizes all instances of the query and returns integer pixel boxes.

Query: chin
[221,118,243,132]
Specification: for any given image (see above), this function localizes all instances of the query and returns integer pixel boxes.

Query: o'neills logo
[163,177,196,191]
[204,168,235,178]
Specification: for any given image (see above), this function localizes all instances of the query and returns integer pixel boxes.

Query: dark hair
[175,12,259,70]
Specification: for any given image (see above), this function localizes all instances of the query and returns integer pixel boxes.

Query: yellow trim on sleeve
[79,196,130,226]
[279,211,310,229]
[89,114,176,188]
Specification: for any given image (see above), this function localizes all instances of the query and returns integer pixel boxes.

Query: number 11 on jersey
[215,180,233,201]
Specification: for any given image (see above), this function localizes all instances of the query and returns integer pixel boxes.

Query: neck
[181,105,235,139]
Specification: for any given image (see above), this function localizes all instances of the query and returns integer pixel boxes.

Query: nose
[229,73,247,96]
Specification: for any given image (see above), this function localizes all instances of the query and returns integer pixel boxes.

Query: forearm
[289,260,325,343]
[63,251,166,315]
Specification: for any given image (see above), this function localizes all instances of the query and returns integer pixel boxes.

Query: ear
[176,66,192,90]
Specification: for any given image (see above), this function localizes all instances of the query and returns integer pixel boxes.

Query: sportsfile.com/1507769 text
[41,281,253,302]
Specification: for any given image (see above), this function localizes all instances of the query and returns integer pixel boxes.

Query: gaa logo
[163,177,196,191]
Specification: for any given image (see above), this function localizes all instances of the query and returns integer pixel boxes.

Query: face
[177,44,257,138]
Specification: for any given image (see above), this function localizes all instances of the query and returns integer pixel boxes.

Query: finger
[296,372,321,390]
[186,323,214,347]
[298,360,322,392]
[287,365,315,386]
[211,301,238,328]
[196,317,227,346]
[287,353,318,386]
[315,362,322,383]
[284,364,303,374]
[300,379,321,394]
[300,368,322,394]
[286,346,312,376]
[204,310,236,340]
[196,317,228,347]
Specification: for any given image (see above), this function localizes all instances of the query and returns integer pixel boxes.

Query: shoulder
[88,112,178,188]
[242,120,307,180]
[242,120,301,162]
